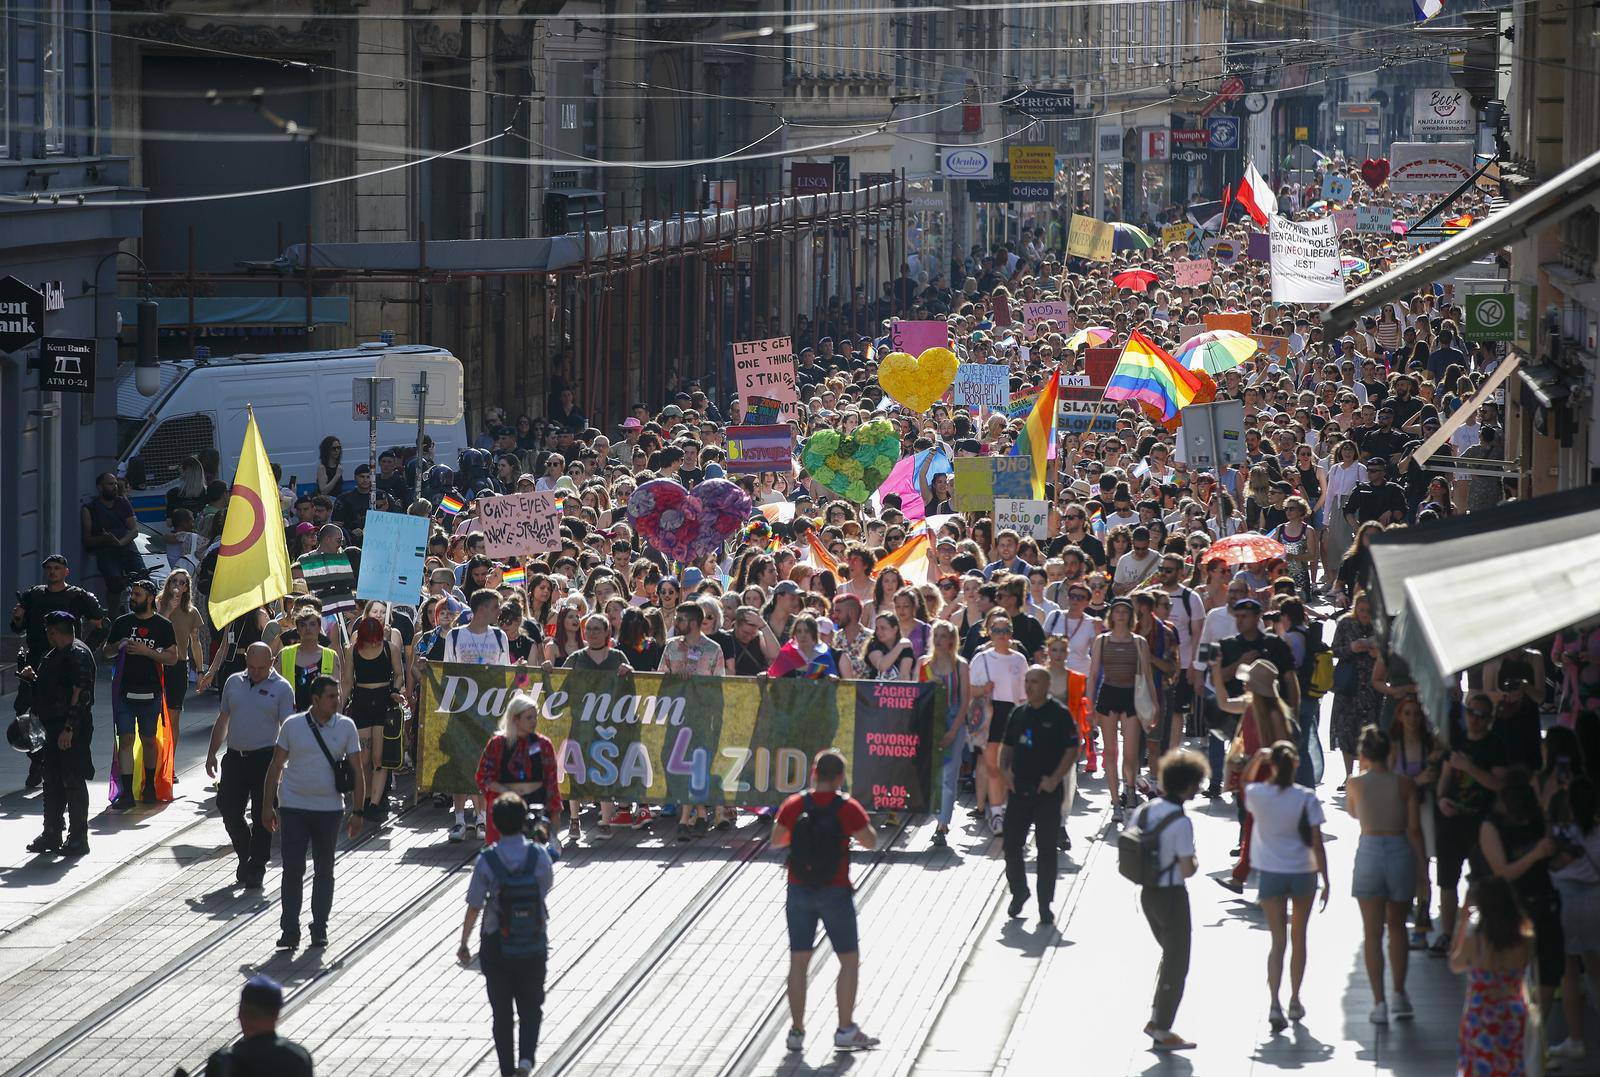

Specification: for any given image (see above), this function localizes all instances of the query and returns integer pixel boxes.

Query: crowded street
[6,1,1600,1076]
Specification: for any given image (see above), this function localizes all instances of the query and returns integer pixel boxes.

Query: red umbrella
[1113,269,1160,291]
[1201,533,1285,567]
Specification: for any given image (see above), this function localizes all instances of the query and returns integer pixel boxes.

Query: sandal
[1428,934,1450,956]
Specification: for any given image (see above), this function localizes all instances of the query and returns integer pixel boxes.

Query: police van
[116,342,469,529]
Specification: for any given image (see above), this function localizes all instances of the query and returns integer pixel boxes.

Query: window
[134,414,216,487]
[41,0,66,154]
[1,0,10,156]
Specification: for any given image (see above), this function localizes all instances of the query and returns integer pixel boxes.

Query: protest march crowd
[12,154,1600,1077]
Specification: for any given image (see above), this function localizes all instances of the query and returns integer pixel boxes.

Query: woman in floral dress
[1330,591,1383,789]
[1450,876,1530,1077]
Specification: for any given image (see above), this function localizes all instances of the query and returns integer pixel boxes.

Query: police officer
[10,554,105,788]
[22,611,98,855]
[204,974,313,1076]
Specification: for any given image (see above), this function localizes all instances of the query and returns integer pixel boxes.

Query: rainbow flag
[1008,368,1061,499]
[438,493,465,516]
[502,565,526,587]
[1104,331,1205,426]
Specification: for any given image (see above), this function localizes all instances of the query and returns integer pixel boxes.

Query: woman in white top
[1242,741,1330,1033]
[969,610,1030,836]
[1042,582,1099,676]
[1321,438,1365,579]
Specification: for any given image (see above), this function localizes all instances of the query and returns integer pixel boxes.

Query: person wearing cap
[103,578,179,809]
[21,611,97,855]
[1342,458,1408,531]
[203,974,314,1076]
[11,554,105,789]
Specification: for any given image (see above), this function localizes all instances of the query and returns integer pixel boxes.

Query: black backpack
[482,844,548,957]
[1117,802,1185,887]
[787,793,845,886]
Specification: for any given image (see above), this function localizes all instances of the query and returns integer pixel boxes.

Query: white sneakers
[786,1028,805,1052]
[1550,1039,1587,1061]
[1369,1001,1389,1025]
[833,1025,880,1050]
[448,820,466,843]
[1390,991,1414,1020]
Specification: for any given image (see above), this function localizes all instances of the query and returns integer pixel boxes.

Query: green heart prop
[800,419,902,504]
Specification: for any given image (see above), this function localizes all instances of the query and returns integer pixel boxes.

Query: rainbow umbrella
[1110,222,1156,251]
[1065,326,1114,350]
[1113,268,1160,291]
[1341,256,1371,277]
[1305,200,1328,213]
[1173,330,1258,375]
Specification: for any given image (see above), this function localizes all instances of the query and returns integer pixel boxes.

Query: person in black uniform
[22,611,98,855]
[204,975,313,1077]
[10,554,105,788]
[1000,665,1082,925]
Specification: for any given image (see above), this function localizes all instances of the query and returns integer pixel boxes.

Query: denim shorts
[786,883,859,954]
[113,695,162,738]
[1352,835,1415,903]
[1257,870,1318,900]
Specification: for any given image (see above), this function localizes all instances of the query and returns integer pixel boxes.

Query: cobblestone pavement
[3,683,1597,1077]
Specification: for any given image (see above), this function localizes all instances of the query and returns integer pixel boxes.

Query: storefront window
[41,0,67,154]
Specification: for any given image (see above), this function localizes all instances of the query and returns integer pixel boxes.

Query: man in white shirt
[441,589,511,841]
[1191,578,1251,795]
[263,675,365,950]
[1155,555,1205,751]
[1113,526,1161,596]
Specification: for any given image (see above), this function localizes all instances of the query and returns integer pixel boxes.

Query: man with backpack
[459,793,561,1077]
[1118,748,1207,1053]
[773,749,881,1053]
[999,666,1081,925]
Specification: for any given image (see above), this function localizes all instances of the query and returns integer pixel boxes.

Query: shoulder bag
[1133,638,1158,731]
[306,714,356,795]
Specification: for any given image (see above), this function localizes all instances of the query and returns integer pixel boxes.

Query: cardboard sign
[1203,312,1253,336]
[890,319,950,356]
[953,364,1009,409]
[1178,322,1206,343]
[1173,258,1213,287]
[991,456,1035,500]
[1067,215,1114,262]
[1246,231,1272,261]
[1022,300,1070,331]
[1160,222,1193,246]
[744,395,782,425]
[953,457,994,511]
[733,337,798,420]
[1388,142,1475,194]
[1355,206,1394,234]
[1205,236,1241,264]
[994,498,1050,539]
[478,491,562,558]
[1320,173,1354,202]
[354,511,430,606]
[1084,347,1119,387]
[1252,334,1291,362]
[1059,386,1117,434]
[1269,214,1343,305]
[1332,208,1357,234]
[725,424,794,474]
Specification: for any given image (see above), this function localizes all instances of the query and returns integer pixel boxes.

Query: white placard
[953,364,1009,409]
[1268,215,1343,305]
[993,498,1050,539]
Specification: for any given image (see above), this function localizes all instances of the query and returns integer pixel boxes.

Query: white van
[116,342,469,528]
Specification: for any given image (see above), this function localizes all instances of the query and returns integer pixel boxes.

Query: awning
[1368,486,1600,729]
[1324,144,1600,336]
[117,296,350,328]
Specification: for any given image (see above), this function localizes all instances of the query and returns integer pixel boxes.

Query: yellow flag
[208,410,294,628]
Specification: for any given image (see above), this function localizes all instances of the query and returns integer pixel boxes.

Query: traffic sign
[0,276,45,354]
[1465,293,1515,342]
[1207,116,1240,151]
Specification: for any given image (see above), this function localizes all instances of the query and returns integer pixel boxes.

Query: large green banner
[419,664,940,811]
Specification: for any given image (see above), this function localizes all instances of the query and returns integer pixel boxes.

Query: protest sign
[725,425,794,474]
[1388,142,1475,194]
[1059,386,1117,434]
[354,511,430,606]
[1355,206,1394,234]
[420,664,938,812]
[1205,236,1242,264]
[1173,258,1214,287]
[1320,173,1354,202]
[1161,222,1193,246]
[477,491,562,558]
[1332,208,1357,234]
[1269,215,1343,304]
[1246,231,1271,261]
[1179,322,1206,343]
[953,457,994,511]
[1204,312,1253,336]
[991,456,1035,500]
[993,498,1050,539]
[1006,388,1040,420]
[1067,215,1115,261]
[733,337,798,420]
[1021,300,1070,331]
[953,364,1009,409]
[1252,334,1291,362]
[890,319,950,356]
[743,395,782,424]
[1084,347,1119,387]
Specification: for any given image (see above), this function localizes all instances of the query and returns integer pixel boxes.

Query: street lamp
[87,250,161,395]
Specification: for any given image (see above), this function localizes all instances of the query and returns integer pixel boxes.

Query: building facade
[0,0,140,608]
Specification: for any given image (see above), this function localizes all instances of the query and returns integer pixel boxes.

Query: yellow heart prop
[878,346,958,413]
